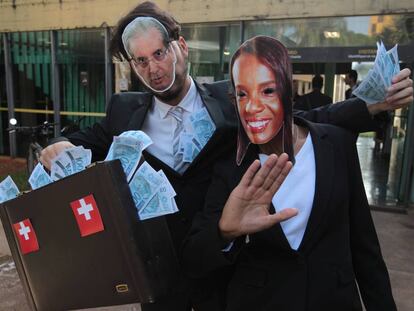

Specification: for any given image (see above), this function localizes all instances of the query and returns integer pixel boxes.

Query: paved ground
[0,138,413,310]
[1,208,413,311]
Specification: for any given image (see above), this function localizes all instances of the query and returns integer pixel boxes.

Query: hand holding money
[40,141,76,170]
[352,41,413,114]
[367,68,413,115]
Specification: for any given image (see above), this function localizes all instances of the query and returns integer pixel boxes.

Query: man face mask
[122,17,177,93]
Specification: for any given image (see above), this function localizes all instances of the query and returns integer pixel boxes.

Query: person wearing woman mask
[182,36,396,311]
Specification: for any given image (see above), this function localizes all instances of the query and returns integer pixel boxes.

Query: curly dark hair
[110,1,181,61]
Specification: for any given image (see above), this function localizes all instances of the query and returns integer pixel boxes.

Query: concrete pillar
[324,63,335,98]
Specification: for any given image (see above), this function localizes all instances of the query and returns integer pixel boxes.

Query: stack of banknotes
[128,162,178,220]
[25,145,93,191]
[105,130,152,181]
[105,131,178,220]
[179,107,215,163]
[0,176,20,203]
[50,146,92,182]
[353,41,400,104]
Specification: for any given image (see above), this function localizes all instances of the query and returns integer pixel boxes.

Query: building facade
[1,0,414,205]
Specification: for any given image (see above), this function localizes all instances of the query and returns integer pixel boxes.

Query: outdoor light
[9,118,17,126]
[323,31,340,38]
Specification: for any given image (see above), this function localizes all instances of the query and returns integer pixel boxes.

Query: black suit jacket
[182,118,396,311]
[295,90,333,111]
[63,80,382,310]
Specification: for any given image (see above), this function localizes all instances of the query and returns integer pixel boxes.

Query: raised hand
[218,153,298,241]
[368,68,413,115]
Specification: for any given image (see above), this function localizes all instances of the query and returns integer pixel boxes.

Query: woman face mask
[230,36,294,165]
[232,52,284,145]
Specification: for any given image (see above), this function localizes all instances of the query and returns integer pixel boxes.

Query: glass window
[7,31,53,156]
[57,29,106,129]
[182,23,241,82]
[0,33,6,108]
[245,14,414,48]
[0,33,7,154]
[8,31,52,119]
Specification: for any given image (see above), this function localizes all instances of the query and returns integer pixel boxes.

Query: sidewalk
[1,208,413,310]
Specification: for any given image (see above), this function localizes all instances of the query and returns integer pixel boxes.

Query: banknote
[139,170,178,220]
[28,163,53,190]
[50,152,74,181]
[105,130,152,173]
[119,130,152,150]
[189,107,215,147]
[158,170,176,197]
[353,41,400,104]
[139,185,176,220]
[64,146,92,173]
[129,162,163,213]
[111,136,143,181]
[0,176,20,203]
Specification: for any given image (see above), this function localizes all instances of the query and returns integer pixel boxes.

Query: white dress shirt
[259,133,315,250]
[141,78,205,170]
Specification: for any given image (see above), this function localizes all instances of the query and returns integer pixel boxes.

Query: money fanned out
[353,41,400,104]
[50,146,92,181]
[29,163,53,190]
[105,130,152,181]
[128,162,178,220]
[0,176,20,203]
[176,107,215,164]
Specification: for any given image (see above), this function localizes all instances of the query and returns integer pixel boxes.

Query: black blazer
[182,118,396,311]
[63,80,382,310]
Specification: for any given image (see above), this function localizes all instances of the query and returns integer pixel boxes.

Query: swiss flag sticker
[70,194,104,237]
[13,219,39,255]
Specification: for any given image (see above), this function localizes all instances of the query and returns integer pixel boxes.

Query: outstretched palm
[219,153,298,241]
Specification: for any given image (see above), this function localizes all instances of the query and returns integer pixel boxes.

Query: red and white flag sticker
[70,194,104,237]
[13,219,40,255]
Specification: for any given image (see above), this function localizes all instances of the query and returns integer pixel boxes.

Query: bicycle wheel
[27,142,43,175]
[27,148,36,175]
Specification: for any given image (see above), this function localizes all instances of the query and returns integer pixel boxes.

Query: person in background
[295,75,332,111]
[345,69,359,99]
[292,79,302,105]
[182,36,397,311]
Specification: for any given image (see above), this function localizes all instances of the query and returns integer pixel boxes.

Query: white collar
[153,77,198,119]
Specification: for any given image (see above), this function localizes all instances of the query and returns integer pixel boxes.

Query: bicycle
[7,120,57,174]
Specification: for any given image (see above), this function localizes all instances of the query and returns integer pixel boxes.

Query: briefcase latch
[115,284,129,293]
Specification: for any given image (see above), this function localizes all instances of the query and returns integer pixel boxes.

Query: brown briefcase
[0,160,180,311]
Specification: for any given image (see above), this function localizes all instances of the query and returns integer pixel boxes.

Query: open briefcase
[0,160,180,311]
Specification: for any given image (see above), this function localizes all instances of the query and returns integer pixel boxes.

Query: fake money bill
[105,130,152,179]
[189,107,215,147]
[0,176,20,203]
[128,162,163,214]
[120,130,153,150]
[28,163,53,190]
[353,41,400,104]
[64,146,92,173]
[138,170,178,220]
[111,136,143,181]
[50,152,73,181]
